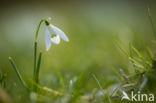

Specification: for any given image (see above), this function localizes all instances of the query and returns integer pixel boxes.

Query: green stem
[35,19,45,42]
[33,19,45,92]
[35,52,42,92]
[33,42,37,91]
[9,57,29,90]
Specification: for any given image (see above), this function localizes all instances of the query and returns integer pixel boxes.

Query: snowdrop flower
[45,21,69,51]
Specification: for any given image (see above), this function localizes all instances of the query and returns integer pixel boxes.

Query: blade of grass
[129,57,144,69]
[93,74,103,92]
[93,74,112,103]
[147,6,156,38]
[131,45,152,68]
[110,66,124,83]
[9,57,29,90]
[120,69,129,83]
[135,32,153,61]
[131,45,145,62]
[114,38,129,57]
[130,43,152,69]
[56,68,65,88]
[110,85,120,97]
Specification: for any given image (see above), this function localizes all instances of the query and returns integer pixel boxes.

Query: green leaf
[9,57,29,90]
[36,52,42,85]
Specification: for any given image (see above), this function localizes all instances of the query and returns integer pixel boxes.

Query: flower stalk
[33,19,45,92]
[33,18,51,92]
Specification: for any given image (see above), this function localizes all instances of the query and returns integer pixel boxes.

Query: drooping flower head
[44,20,69,51]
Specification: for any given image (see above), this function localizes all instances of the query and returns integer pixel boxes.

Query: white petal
[45,28,52,51]
[49,24,69,42]
[51,35,60,44]
[48,24,55,34]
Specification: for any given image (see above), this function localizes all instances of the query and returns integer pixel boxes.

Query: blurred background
[0,0,156,102]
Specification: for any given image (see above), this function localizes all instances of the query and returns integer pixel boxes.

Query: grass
[1,31,156,103]
[9,32,156,103]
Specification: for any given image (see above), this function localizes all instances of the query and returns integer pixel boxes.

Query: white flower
[45,23,69,51]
